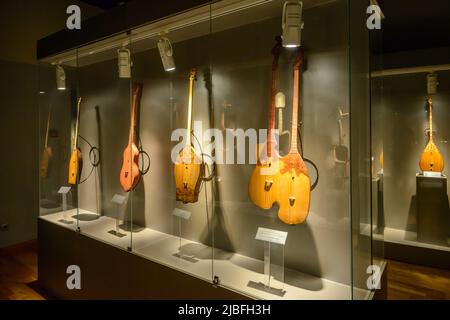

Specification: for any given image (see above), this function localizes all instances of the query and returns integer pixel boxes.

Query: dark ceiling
[79,0,132,10]
[377,0,450,53]
[78,0,450,54]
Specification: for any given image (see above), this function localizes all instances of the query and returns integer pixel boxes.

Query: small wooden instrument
[174,68,204,204]
[419,97,444,172]
[276,50,311,225]
[249,37,283,209]
[40,107,52,178]
[68,98,83,185]
[120,83,143,192]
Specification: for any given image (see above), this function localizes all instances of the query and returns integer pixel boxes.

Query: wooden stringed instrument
[120,83,143,192]
[419,97,444,172]
[249,37,283,209]
[40,107,52,178]
[68,97,83,185]
[276,50,311,225]
[174,68,204,204]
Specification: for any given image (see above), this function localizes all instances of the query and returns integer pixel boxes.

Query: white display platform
[360,222,450,250]
[41,210,371,300]
[384,227,450,251]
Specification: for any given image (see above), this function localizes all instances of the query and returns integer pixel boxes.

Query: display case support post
[264,241,271,288]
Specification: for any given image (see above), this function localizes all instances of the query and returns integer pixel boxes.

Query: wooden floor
[387,260,450,300]
[0,241,47,300]
[0,240,449,300]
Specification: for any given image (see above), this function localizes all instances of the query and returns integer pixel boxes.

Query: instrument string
[77,134,100,184]
[137,136,151,176]
[297,128,319,191]
[192,130,215,260]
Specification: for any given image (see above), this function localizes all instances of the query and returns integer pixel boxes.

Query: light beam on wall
[56,65,66,91]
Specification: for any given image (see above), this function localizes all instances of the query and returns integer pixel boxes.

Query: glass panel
[349,0,373,300]
[36,0,377,300]
[74,34,133,251]
[375,67,450,257]
[370,13,386,293]
[39,51,79,233]
[210,0,354,299]
[129,4,214,283]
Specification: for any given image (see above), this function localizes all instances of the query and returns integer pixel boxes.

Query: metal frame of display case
[37,0,384,300]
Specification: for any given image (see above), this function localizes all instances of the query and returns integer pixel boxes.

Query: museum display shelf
[40,212,370,300]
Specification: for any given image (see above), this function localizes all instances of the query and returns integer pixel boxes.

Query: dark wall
[0,60,39,246]
[0,0,101,247]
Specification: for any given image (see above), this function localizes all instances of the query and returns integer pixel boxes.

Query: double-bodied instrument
[174,68,204,204]
[276,50,310,225]
[120,83,143,192]
[249,37,283,209]
[40,107,52,178]
[419,97,444,172]
[68,98,83,185]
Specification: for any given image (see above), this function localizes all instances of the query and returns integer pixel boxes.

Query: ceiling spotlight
[157,36,176,72]
[282,1,304,48]
[56,64,66,91]
[118,45,132,79]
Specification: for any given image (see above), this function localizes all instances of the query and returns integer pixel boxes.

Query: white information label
[255,227,288,246]
[423,171,442,178]
[111,194,127,205]
[172,208,192,221]
[58,186,71,194]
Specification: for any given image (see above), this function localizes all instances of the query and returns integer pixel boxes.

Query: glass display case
[38,0,379,299]
[371,64,450,256]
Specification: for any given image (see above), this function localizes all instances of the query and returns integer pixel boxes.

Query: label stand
[172,208,195,262]
[57,187,73,224]
[248,227,288,297]
[263,241,285,292]
[108,194,127,238]
[178,217,183,259]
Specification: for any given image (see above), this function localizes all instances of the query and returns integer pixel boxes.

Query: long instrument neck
[289,62,301,154]
[129,93,137,145]
[428,97,433,141]
[267,57,279,157]
[73,98,81,151]
[186,76,195,147]
[45,109,51,148]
